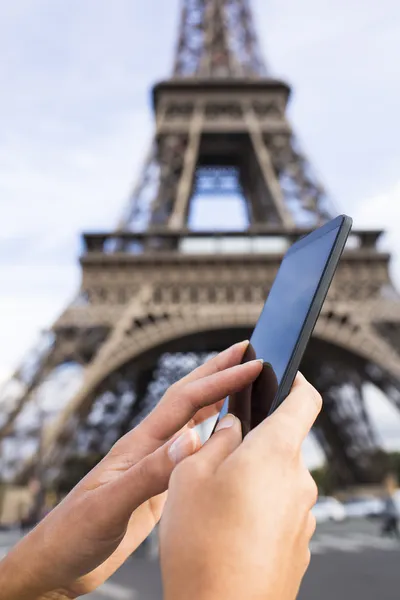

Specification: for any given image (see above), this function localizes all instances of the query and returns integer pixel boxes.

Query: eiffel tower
[1,0,400,492]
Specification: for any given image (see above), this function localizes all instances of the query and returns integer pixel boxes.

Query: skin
[0,344,321,600]
[0,340,263,600]
[160,373,322,600]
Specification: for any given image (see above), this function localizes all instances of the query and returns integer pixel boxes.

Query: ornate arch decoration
[46,305,400,455]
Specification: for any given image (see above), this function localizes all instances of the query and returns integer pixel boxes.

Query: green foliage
[310,466,335,496]
[387,452,400,482]
[311,451,400,496]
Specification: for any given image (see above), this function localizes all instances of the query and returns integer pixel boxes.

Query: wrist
[0,553,34,600]
[0,561,73,600]
[0,555,39,600]
[0,551,74,600]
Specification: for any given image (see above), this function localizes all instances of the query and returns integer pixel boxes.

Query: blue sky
[1,0,400,465]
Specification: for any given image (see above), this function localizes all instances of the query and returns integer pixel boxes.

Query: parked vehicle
[393,490,400,512]
[312,496,346,523]
[343,496,384,519]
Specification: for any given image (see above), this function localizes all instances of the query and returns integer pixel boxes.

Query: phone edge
[268,215,353,413]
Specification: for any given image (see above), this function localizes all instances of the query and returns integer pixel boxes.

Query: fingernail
[168,429,198,465]
[215,414,237,432]
[247,358,263,365]
[222,340,249,355]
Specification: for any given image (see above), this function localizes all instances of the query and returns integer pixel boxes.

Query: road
[1,519,399,599]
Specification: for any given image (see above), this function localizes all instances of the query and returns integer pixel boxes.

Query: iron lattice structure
[1,0,400,491]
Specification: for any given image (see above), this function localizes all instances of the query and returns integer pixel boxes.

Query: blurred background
[1,0,400,598]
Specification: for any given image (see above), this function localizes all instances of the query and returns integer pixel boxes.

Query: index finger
[141,359,263,443]
[247,372,322,452]
[173,340,250,389]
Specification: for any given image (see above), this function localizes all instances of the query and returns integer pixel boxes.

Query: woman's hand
[160,373,321,600]
[0,340,262,600]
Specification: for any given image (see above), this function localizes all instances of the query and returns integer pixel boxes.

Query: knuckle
[304,547,312,570]
[108,436,125,456]
[136,455,157,482]
[169,458,193,488]
[109,433,135,457]
[280,437,298,459]
[308,384,323,413]
[167,380,179,395]
[169,462,184,487]
[269,422,298,459]
[232,447,254,473]
[301,470,318,506]
[308,513,317,537]
[172,453,208,482]
[173,386,201,414]
[171,456,191,479]
[189,455,209,478]
[307,474,319,505]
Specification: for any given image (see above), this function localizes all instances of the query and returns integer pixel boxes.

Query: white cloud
[0,0,164,377]
[0,266,78,381]
[255,0,400,209]
[353,181,400,284]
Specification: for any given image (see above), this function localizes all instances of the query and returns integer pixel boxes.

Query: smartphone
[213,214,352,436]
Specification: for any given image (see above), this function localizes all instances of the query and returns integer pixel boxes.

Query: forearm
[0,560,73,600]
[0,547,74,600]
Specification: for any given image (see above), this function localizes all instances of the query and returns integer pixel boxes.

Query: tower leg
[305,359,387,486]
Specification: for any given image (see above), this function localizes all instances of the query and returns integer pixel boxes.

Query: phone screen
[216,223,342,436]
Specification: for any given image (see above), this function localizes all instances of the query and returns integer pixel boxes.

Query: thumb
[105,428,202,517]
[192,414,242,472]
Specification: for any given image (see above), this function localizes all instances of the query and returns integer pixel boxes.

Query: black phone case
[268,214,352,414]
[211,214,353,436]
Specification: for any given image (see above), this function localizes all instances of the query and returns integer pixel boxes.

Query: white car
[312,496,346,523]
[343,496,384,519]
[392,490,400,512]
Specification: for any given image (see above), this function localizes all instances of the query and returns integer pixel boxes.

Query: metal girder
[1,0,400,495]
[173,0,267,78]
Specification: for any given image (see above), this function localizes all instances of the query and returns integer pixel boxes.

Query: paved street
[1,520,399,599]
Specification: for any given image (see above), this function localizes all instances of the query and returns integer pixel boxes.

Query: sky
[1,0,400,467]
